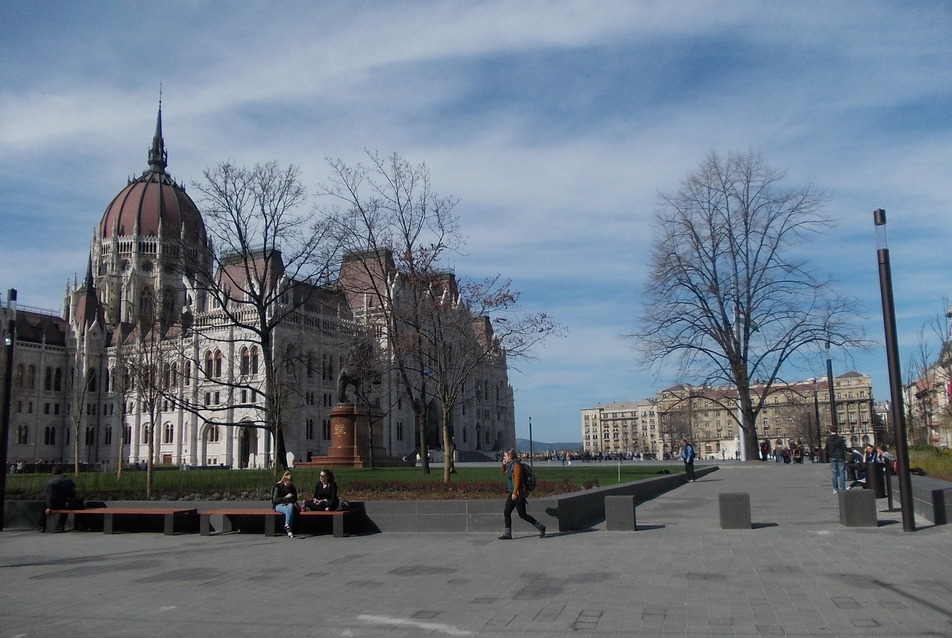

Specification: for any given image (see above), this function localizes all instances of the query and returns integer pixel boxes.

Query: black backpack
[520,461,537,493]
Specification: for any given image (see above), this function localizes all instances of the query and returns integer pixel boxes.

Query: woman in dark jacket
[303,469,339,511]
[272,470,298,537]
[498,449,545,540]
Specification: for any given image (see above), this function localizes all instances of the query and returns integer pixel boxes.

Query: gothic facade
[2,110,514,469]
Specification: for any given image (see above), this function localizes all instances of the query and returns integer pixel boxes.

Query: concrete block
[719,492,751,529]
[838,489,877,527]
[605,495,637,531]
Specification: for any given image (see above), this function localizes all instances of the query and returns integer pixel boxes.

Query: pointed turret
[147,93,168,174]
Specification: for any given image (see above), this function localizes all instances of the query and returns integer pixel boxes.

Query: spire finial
[148,86,168,173]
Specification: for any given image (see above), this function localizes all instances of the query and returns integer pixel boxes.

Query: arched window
[204,351,214,379]
[86,368,97,392]
[240,347,250,376]
[44,367,53,391]
[142,425,151,444]
[104,426,112,446]
[139,286,154,319]
[16,425,29,445]
[26,365,35,389]
[14,364,24,388]
[123,425,132,444]
[214,350,223,378]
[103,368,111,392]
[85,426,95,446]
[44,426,56,445]
[184,361,192,386]
[207,425,220,443]
[250,346,259,376]
[163,423,174,444]
[170,363,177,387]
[54,367,63,391]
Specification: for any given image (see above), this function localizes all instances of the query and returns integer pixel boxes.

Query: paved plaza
[2,461,950,637]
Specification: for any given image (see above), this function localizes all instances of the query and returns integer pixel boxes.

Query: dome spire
[148,86,168,173]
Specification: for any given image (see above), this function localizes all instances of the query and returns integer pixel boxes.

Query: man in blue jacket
[680,438,697,482]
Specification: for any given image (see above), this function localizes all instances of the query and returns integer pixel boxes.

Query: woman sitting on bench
[272,471,298,537]
[303,469,339,511]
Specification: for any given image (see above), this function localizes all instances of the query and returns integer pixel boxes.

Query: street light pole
[0,289,18,531]
[874,209,915,532]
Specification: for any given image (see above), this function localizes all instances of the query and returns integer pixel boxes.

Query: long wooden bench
[47,507,199,535]
[200,507,361,537]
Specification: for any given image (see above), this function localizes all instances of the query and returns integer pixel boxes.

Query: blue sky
[2,1,950,444]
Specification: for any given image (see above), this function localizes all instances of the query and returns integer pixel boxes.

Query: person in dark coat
[272,470,298,537]
[303,469,339,511]
[38,465,78,532]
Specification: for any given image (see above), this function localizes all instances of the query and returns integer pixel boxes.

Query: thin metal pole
[875,208,915,532]
[0,289,18,531]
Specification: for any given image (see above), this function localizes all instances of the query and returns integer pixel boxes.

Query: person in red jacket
[498,449,546,540]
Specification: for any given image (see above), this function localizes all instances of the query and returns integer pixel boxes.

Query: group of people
[824,429,894,493]
[758,439,807,463]
[271,468,341,537]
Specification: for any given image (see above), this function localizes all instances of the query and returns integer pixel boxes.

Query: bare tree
[633,151,867,458]
[189,161,339,472]
[321,151,461,475]
[421,275,558,481]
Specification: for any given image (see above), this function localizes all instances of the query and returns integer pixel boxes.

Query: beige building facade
[582,372,880,460]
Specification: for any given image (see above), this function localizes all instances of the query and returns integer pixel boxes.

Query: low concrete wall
[890,474,952,525]
[4,466,719,534]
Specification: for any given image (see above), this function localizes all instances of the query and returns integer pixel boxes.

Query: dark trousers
[684,459,696,481]
[503,494,538,529]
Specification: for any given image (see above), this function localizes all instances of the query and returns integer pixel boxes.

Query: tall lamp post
[874,209,915,532]
[0,289,17,531]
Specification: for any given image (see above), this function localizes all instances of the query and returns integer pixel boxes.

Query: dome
[98,106,207,248]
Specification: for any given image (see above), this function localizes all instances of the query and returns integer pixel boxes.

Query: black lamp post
[874,209,915,532]
[0,289,17,531]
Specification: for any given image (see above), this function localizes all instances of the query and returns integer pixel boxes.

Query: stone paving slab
[1,462,950,637]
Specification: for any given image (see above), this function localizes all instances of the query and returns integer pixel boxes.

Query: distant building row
[581,372,880,460]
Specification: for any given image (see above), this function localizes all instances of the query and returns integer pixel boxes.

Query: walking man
[824,428,847,492]
[680,438,696,482]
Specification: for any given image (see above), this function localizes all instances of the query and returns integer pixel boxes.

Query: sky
[1,1,950,445]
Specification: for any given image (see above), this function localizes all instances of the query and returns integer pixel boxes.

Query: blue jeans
[830,458,846,491]
[274,503,295,530]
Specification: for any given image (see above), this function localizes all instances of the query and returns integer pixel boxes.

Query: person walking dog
[498,449,546,540]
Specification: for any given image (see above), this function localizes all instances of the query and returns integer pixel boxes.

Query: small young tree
[421,275,558,482]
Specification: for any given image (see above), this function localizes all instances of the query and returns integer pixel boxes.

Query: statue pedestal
[298,404,404,468]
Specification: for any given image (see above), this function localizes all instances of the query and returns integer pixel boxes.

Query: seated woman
[271,470,298,537]
[303,469,339,511]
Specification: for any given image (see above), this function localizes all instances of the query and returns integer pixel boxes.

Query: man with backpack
[680,438,697,482]
[498,448,546,540]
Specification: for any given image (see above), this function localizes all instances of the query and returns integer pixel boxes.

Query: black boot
[497,528,512,540]
[536,522,546,538]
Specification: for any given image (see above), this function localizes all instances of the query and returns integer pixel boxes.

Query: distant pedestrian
[680,438,697,482]
[824,429,847,492]
[38,465,78,533]
[760,440,770,461]
[498,449,545,540]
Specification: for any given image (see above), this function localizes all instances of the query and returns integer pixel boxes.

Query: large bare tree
[320,151,461,474]
[633,150,866,458]
[190,161,339,472]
